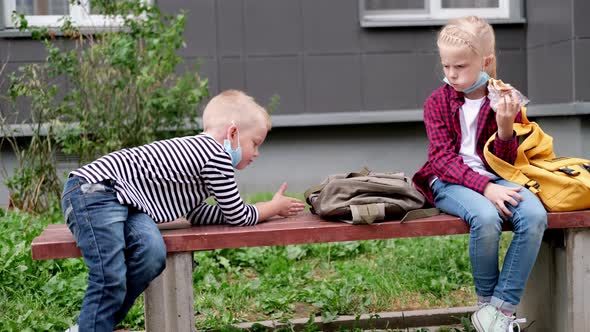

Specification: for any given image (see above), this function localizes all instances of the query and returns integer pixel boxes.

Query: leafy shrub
[2,0,208,213]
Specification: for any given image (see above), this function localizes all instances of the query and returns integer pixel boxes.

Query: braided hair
[437,16,497,78]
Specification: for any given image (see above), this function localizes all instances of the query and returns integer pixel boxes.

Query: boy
[62,90,306,331]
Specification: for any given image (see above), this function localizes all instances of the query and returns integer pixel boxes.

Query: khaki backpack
[484,108,590,212]
[304,167,438,224]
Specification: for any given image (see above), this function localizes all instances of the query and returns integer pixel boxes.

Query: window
[2,0,151,29]
[359,0,525,27]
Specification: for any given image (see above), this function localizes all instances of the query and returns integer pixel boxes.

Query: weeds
[0,205,514,331]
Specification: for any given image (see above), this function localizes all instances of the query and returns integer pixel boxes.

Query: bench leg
[520,228,590,331]
[144,252,195,332]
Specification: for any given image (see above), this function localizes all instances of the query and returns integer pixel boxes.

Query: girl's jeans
[61,175,167,332]
[431,178,547,313]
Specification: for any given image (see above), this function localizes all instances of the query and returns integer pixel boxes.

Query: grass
[0,196,513,331]
[191,235,481,328]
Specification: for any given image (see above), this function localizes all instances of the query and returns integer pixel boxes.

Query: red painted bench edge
[31,210,590,260]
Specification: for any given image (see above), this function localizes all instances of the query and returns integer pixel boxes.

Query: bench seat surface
[31,211,590,260]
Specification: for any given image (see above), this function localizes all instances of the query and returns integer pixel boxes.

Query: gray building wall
[155,0,527,116]
[523,0,590,175]
[526,0,589,104]
[1,0,589,207]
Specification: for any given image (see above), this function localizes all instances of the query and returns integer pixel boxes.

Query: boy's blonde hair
[202,90,271,132]
[437,16,497,78]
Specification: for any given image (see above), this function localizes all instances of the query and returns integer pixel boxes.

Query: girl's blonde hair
[437,16,497,78]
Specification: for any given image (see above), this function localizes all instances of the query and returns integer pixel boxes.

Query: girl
[412,16,546,332]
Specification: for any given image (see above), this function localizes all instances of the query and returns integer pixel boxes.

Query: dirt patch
[292,302,317,317]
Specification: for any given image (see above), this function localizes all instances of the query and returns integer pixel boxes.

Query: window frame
[359,0,525,27]
[2,0,151,29]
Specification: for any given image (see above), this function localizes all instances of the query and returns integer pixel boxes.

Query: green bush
[2,0,208,213]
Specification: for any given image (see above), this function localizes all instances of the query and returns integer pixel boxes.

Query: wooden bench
[32,211,590,332]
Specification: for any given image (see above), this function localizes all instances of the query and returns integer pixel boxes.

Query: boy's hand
[483,182,523,220]
[273,182,306,217]
[255,182,306,221]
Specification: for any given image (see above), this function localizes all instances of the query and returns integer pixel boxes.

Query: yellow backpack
[484,108,590,212]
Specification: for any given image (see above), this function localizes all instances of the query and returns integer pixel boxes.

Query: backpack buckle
[558,167,580,176]
[524,180,540,193]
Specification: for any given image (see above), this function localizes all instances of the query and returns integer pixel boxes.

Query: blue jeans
[61,176,167,332]
[431,178,547,313]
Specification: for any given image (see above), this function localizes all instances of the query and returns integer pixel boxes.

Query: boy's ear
[227,124,238,140]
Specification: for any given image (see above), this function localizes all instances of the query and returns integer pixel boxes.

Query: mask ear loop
[436,61,447,83]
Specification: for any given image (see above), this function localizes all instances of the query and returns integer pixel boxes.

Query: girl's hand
[272,182,306,217]
[483,182,523,220]
[495,90,521,140]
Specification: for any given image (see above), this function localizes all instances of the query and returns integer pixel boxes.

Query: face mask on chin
[444,71,491,95]
[223,123,242,168]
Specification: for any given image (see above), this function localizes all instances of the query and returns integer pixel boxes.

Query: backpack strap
[484,132,540,193]
[520,106,531,125]
[484,106,555,195]
[400,208,441,222]
[349,203,385,224]
[345,166,371,178]
[348,205,440,224]
[484,124,536,192]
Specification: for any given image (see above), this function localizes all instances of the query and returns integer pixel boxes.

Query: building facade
[1,0,589,208]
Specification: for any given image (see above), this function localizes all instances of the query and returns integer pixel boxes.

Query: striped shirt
[71,133,258,225]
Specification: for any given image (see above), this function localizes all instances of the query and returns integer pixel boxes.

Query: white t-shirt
[459,96,496,178]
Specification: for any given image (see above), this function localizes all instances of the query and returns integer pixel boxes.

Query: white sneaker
[471,304,526,332]
[65,325,79,332]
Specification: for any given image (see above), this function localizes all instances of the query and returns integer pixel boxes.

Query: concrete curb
[232,306,477,331]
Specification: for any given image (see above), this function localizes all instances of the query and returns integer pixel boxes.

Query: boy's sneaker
[471,304,526,332]
[65,325,78,332]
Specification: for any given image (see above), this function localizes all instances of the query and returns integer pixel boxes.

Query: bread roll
[489,79,513,94]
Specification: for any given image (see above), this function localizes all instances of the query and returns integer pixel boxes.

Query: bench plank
[31,210,590,261]
[29,210,590,331]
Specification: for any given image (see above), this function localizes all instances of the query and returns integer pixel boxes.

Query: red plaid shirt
[412,84,521,205]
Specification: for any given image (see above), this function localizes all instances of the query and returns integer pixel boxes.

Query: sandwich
[488,78,514,94]
[487,78,530,110]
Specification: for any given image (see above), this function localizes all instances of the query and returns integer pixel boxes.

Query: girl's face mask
[444,71,490,94]
[440,46,492,95]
